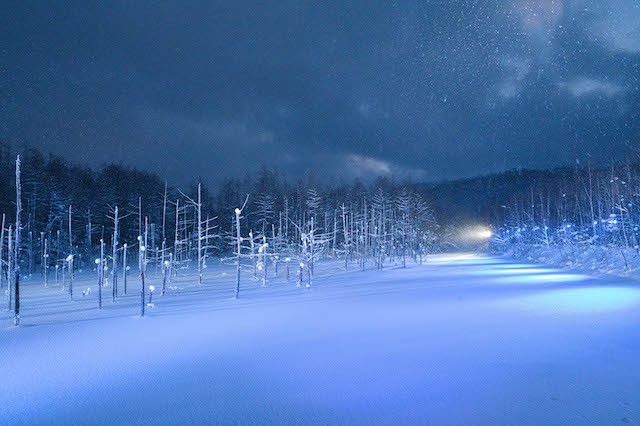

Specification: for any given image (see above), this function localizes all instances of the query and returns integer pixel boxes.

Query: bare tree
[0,213,4,290]
[234,194,249,299]
[139,235,146,317]
[68,205,73,276]
[180,183,212,285]
[67,253,74,300]
[7,225,12,312]
[98,238,104,309]
[108,206,119,301]
[122,243,128,295]
[13,156,21,326]
[342,204,349,271]
[86,209,92,271]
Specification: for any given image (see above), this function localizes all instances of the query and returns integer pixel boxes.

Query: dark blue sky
[3,1,639,185]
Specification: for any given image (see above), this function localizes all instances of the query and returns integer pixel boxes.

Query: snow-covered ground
[2,254,640,425]
[503,244,640,280]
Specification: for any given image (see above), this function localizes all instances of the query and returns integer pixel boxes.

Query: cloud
[140,110,276,147]
[497,56,532,99]
[513,0,564,36]
[583,0,640,54]
[559,78,625,98]
[345,154,426,180]
[496,0,563,101]
[347,154,391,175]
[509,0,564,58]
[133,109,281,185]
[357,102,372,118]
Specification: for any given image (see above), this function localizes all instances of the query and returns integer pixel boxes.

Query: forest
[0,144,443,325]
[1,144,639,286]
[491,156,640,272]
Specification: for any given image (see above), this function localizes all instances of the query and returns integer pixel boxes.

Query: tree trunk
[140,247,146,317]
[98,239,104,309]
[197,183,202,285]
[123,243,128,295]
[7,226,12,312]
[112,206,119,301]
[235,210,242,298]
[0,213,5,290]
[14,156,21,326]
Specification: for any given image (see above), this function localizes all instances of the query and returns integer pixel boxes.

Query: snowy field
[2,254,640,425]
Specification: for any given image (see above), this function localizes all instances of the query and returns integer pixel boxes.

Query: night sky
[3,1,640,185]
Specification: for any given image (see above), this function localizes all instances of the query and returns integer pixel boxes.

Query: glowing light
[473,267,557,276]
[494,273,588,284]
[476,229,493,239]
[512,287,640,314]
[428,253,479,263]
[467,226,493,240]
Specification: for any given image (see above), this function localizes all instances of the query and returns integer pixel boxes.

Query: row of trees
[1,147,439,325]
[4,142,637,324]
[228,183,438,295]
[0,147,440,272]
[492,159,640,269]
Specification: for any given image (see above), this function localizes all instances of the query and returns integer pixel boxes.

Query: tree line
[492,157,640,269]
[0,145,440,324]
[2,142,638,324]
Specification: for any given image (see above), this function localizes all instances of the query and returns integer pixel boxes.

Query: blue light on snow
[473,267,557,276]
[494,273,588,284]
[519,287,640,314]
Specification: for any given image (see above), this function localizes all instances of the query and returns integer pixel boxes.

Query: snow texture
[1,254,640,424]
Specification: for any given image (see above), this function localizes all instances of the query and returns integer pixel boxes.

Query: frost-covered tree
[13,156,21,326]
[181,182,217,285]
[108,206,119,301]
[0,213,4,290]
[228,194,251,298]
[255,194,274,235]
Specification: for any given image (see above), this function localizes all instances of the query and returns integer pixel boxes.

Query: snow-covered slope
[2,254,640,425]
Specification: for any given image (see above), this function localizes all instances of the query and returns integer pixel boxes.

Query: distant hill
[421,166,589,225]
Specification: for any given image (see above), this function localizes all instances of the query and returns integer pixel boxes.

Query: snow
[1,254,640,424]
[504,244,640,279]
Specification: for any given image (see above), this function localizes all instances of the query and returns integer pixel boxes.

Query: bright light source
[467,227,492,240]
[476,229,493,239]
[451,226,494,247]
